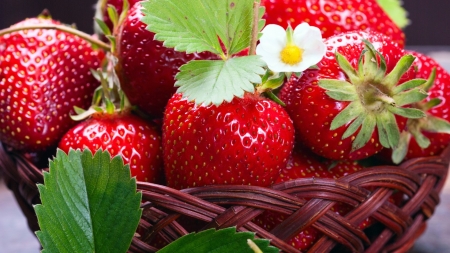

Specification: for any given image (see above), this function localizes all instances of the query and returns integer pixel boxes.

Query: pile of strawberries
[1,0,449,251]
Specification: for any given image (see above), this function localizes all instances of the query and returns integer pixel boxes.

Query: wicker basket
[1,142,449,253]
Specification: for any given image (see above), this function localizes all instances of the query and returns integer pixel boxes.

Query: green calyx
[319,40,428,152]
[390,67,450,163]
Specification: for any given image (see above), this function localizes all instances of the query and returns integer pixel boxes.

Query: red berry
[116,2,217,118]
[163,93,295,189]
[260,0,405,47]
[0,17,104,151]
[279,30,415,160]
[58,112,163,183]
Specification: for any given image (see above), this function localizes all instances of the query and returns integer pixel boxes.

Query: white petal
[258,24,287,47]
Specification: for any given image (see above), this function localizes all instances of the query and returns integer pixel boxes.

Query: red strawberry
[115,2,217,118]
[260,0,406,47]
[279,30,423,160]
[163,92,295,189]
[255,148,369,251]
[58,111,163,183]
[0,16,104,151]
[379,50,450,163]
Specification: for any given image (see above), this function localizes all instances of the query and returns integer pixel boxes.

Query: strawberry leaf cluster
[141,0,267,105]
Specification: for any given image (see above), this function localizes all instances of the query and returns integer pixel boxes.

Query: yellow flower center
[280,44,303,65]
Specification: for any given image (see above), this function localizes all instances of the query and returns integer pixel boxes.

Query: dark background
[0,0,448,46]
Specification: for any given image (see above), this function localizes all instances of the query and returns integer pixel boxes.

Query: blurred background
[0,0,449,46]
[1,0,450,252]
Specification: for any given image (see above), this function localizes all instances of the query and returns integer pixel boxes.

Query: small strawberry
[163,92,295,189]
[279,30,426,160]
[58,110,164,183]
[0,14,104,151]
[115,2,217,118]
[381,50,450,163]
[260,0,406,47]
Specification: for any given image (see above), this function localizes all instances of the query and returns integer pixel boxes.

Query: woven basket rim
[1,143,449,253]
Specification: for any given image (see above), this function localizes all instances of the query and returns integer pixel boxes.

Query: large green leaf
[141,0,263,57]
[34,149,142,253]
[176,56,266,105]
[157,227,279,253]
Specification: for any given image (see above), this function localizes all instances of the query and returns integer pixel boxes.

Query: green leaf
[391,131,411,164]
[319,79,358,101]
[94,18,111,36]
[141,0,262,57]
[387,106,426,119]
[34,149,142,253]
[342,114,365,139]
[410,127,431,149]
[330,101,365,130]
[423,115,450,134]
[175,56,265,105]
[383,54,415,89]
[376,112,401,148]
[392,88,428,106]
[157,227,278,253]
[335,52,359,84]
[377,0,410,29]
[352,114,377,151]
[392,79,427,94]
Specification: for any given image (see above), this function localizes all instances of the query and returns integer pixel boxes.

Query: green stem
[248,1,260,56]
[0,24,111,51]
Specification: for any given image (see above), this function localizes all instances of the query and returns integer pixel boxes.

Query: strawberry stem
[0,24,111,51]
[248,1,260,56]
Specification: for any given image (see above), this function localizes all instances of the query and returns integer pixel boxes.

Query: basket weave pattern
[1,142,449,253]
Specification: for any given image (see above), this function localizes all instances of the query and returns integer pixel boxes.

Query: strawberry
[58,111,164,183]
[379,50,450,163]
[279,30,425,160]
[0,15,104,151]
[260,0,406,47]
[163,92,295,189]
[115,2,216,118]
[254,147,370,251]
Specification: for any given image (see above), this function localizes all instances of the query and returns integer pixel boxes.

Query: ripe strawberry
[58,111,163,183]
[0,16,104,151]
[163,92,295,189]
[115,2,216,118]
[254,147,370,251]
[279,30,423,160]
[379,50,450,163]
[260,0,406,47]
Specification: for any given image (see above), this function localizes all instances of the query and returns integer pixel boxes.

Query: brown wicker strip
[0,142,449,253]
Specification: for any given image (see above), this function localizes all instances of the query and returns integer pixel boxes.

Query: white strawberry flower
[256,23,326,73]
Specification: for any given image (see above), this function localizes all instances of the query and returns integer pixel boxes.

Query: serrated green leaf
[377,0,409,29]
[141,0,262,57]
[34,149,142,253]
[157,227,278,253]
[176,56,265,105]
